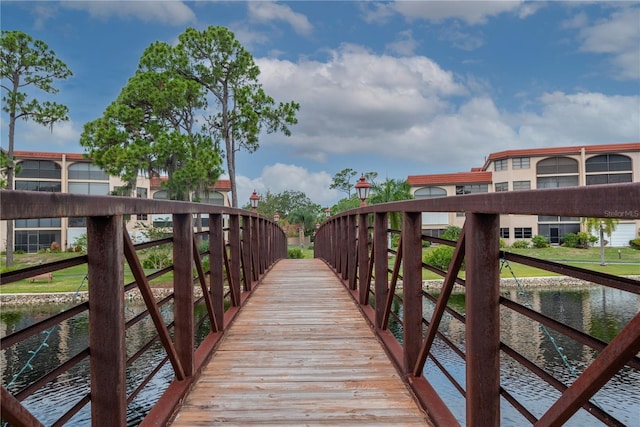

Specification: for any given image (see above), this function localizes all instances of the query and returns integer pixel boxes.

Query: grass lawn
[2,246,638,293]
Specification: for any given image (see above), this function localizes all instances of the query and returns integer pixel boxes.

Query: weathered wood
[171,259,429,426]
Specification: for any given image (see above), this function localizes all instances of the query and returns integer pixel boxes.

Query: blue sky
[2,1,639,206]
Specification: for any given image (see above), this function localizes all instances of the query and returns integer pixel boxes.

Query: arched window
[16,160,61,179]
[585,154,632,184]
[415,186,448,225]
[153,190,169,200]
[197,191,225,206]
[536,157,579,188]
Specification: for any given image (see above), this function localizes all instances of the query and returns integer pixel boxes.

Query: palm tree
[289,208,317,247]
[582,218,619,265]
[368,178,414,230]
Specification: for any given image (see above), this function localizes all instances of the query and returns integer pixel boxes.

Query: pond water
[1,286,638,426]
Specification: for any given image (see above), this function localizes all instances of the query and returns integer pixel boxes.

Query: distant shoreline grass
[1,246,638,294]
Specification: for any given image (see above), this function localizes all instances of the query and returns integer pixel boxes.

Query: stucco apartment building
[408,142,640,247]
[1,151,231,253]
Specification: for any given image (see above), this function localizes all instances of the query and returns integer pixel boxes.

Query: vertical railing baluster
[465,213,500,426]
[209,213,224,331]
[347,214,357,290]
[358,213,369,304]
[401,211,422,374]
[88,215,126,427]
[173,213,194,378]
[242,215,252,292]
[251,215,260,281]
[374,212,388,329]
[228,214,241,306]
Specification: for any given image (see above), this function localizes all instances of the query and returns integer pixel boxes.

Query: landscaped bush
[630,237,640,250]
[442,225,462,241]
[531,235,549,248]
[511,240,530,249]
[288,248,304,259]
[424,245,464,271]
[562,232,597,248]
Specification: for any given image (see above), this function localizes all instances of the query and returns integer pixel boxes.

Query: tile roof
[408,171,492,186]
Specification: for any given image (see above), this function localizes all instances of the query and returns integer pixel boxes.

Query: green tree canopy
[140,26,299,207]
[368,177,414,229]
[1,30,72,266]
[80,55,223,200]
[247,190,320,221]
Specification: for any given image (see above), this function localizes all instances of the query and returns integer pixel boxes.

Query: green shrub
[422,239,431,248]
[288,248,304,259]
[630,238,640,250]
[562,232,597,248]
[531,235,549,248]
[511,240,529,249]
[499,238,506,248]
[442,226,462,241]
[424,245,464,271]
[142,249,171,269]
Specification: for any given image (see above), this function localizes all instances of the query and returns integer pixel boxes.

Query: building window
[15,181,61,192]
[538,223,581,245]
[136,188,149,220]
[68,182,110,195]
[512,180,531,191]
[16,160,61,179]
[415,186,448,225]
[15,230,61,253]
[514,227,532,239]
[69,217,87,228]
[494,159,508,171]
[68,163,109,180]
[585,154,632,185]
[15,218,61,228]
[494,182,508,192]
[500,228,510,238]
[456,184,488,195]
[537,176,579,188]
[512,157,530,169]
[422,229,446,238]
[536,157,579,175]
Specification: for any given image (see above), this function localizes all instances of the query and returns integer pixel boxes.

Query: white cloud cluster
[62,0,196,26]
[247,1,313,36]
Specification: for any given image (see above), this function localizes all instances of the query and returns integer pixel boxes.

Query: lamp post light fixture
[325,207,331,218]
[274,212,280,222]
[355,174,372,207]
[249,190,260,212]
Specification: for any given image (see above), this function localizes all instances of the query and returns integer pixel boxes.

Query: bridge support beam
[209,213,224,331]
[358,213,370,305]
[402,211,423,373]
[88,215,126,427]
[465,213,500,427]
[374,212,388,329]
[173,213,194,378]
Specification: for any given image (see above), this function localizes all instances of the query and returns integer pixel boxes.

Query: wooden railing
[314,183,640,427]
[0,190,287,426]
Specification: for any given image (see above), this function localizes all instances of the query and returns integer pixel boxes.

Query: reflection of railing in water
[1,190,287,426]
[314,183,640,426]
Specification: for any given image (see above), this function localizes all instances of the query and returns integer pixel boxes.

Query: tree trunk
[5,77,18,267]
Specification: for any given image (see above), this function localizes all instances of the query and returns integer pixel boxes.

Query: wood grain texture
[171,259,430,426]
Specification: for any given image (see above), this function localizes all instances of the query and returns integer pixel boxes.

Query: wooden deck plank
[171,259,430,426]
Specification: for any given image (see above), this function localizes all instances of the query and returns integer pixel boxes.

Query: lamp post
[325,207,331,218]
[355,174,372,207]
[249,190,260,212]
[273,212,280,223]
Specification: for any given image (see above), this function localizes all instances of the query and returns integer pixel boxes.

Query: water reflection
[417,285,639,426]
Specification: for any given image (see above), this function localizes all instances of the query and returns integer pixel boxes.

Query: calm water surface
[1,286,638,426]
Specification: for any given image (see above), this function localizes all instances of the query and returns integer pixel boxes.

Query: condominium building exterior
[1,151,231,253]
[408,143,640,246]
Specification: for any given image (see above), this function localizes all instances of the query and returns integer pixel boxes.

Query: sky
[2,1,639,207]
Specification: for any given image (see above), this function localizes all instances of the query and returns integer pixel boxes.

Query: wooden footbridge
[1,184,639,426]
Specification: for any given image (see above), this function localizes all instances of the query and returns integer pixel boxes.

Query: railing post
[347,214,357,290]
[209,213,224,331]
[228,214,241,306]
[374,212,388,329]
[402,211,422,374]
[465,213,500,426]
[87,215,126,427]
[242,215,252,292]
[251,216,260,281]
[173,213,194,377]
[358,213,369,304]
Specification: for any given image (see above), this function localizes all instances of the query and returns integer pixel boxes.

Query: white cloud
[236,164,338,207]
[387,1,532,25]
[573,5,640,80]
[386,30,419,56]
[61,1,196,26]
[247,1,313,36]
[4,120,82,153]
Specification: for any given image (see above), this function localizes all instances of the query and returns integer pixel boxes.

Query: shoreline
[1,276,638,306]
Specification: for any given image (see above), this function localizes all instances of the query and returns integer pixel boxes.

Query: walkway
[170,259,429,426]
